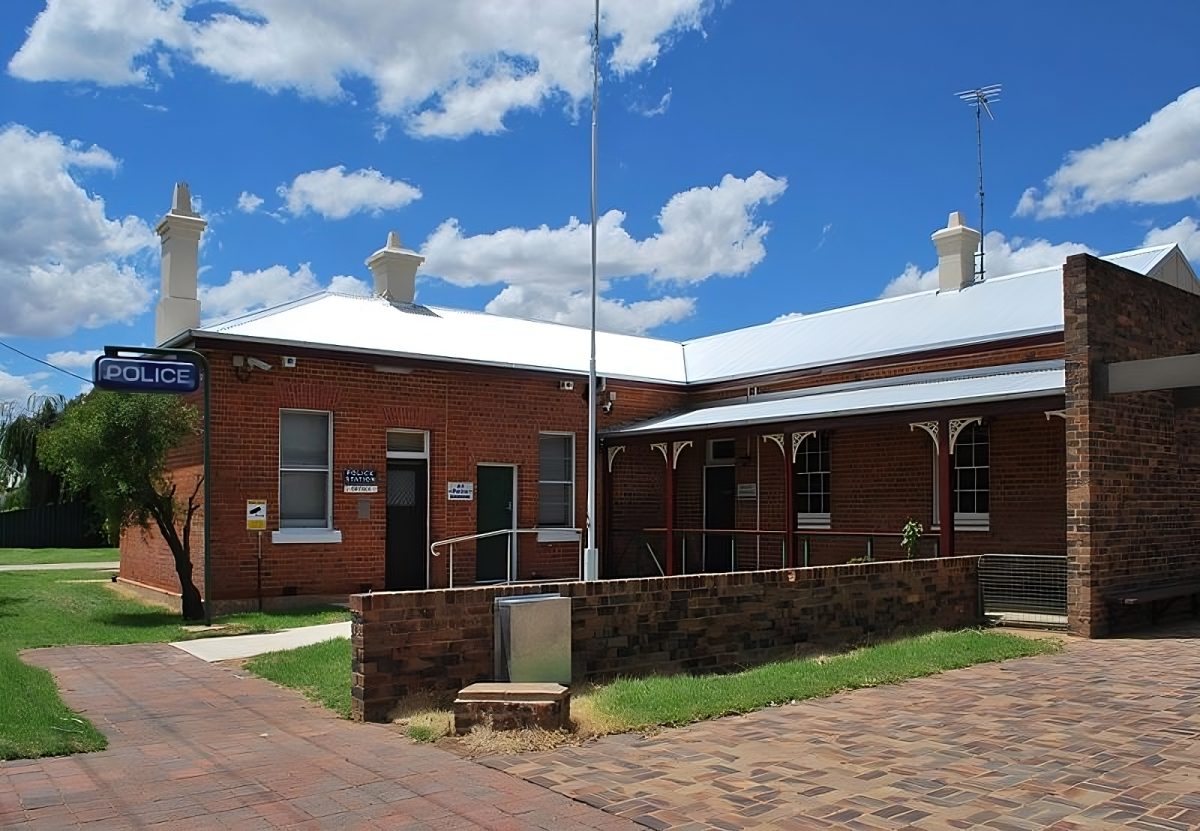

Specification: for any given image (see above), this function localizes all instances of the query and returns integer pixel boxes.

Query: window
[794,432,831,529]
[538,433,574,527]
[279,410,333,531]
[707,438,736,464]
[954,422,989,526]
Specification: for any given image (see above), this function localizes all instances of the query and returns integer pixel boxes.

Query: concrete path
[486,626,1200,830]
[1,644,634,830]
[170,621,351,662]
[0,562,118,572]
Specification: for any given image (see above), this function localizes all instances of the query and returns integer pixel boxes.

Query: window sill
[271,529,343,544]
[537,528,581,543]
[931,519,990,533]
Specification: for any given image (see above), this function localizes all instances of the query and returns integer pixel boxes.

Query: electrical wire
[0,337,92,384]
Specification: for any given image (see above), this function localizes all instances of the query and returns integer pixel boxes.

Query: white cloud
[420,171,784,334]
[237,191,264,213]
[45,349,102,371]
[1016,87,1200,218]
[278,166,421,220]
[422,171,786,286]
[0,367,44,408]
[328,274,372,295]
[0,124,155,338]
[8,0,188,86]
[1143,216,1200,262]
[200,263,323,321]
[631,88,672,118]
[9,0,712,139]
[880,231,1094,297]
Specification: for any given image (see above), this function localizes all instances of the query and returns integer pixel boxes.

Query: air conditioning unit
[558,380,575,391]
[281,356,297,368]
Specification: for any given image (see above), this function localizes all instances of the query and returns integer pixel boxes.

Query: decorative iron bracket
[762,433,786,457]
[791,430,816,462]
[606,444,625,472]
[651,440,693,469]
[1044,410,1066,420]
[910,421,939,451]
[949,417,983,453]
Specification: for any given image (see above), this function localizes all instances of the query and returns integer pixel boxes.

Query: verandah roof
[603,361,1064,437]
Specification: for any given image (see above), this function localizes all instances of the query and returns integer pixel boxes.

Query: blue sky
[2,0,1199,410]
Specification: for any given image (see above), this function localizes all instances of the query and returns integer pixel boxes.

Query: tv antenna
[956,83,1001,280]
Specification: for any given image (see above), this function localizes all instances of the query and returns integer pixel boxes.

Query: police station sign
[93,356,201,394]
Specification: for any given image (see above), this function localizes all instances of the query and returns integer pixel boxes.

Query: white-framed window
[954,422,989,529]
[386,429,428,458]
[274,409,341,543]
[707,438,736,465]
[538,432,574,527]
[794,432,831,529]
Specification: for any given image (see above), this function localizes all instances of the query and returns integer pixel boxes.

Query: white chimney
[154,182,207,344]
[366,231,424,304]
[931,211,981,292]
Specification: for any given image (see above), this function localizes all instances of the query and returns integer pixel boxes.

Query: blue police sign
[93,356,200,394]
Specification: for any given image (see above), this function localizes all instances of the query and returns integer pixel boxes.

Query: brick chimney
[366,231,424,304]
[154,182,207,344]
[931,211,981,292]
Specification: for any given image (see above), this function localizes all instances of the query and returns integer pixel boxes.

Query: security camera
[246,357,272,371]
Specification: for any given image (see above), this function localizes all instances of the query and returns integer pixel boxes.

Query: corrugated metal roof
[187,244,1186,386]
[679,245,1178,384]
[204,294,689,383]
[604,362,1065,436]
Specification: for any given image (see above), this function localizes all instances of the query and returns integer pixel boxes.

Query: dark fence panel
[0,503,105,548]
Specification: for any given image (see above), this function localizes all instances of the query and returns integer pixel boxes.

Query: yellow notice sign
[246,500,267,531]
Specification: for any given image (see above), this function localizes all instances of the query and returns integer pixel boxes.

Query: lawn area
[246,629,1061,745]
[247,638,352,719]
[0,567,350,760]
[0,546,120,566]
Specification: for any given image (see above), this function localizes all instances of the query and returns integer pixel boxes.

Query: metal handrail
[430,527,584,588]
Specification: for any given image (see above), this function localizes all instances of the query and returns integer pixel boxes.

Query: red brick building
[121,188,1200,636]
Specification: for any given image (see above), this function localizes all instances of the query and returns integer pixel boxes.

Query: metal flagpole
[584,0,600,581]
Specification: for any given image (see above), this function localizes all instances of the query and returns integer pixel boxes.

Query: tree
[0,394,68,509]
[40,391,205,620]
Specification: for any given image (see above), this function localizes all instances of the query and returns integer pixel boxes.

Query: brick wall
[350,555,982,721]
[120,345,684,602]
[1064,254,1200,636]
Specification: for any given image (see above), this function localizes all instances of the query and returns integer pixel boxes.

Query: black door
[476,465,514,582]
[385,460,428,590]
[704,466,736,573]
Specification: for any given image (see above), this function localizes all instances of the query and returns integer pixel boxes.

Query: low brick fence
[350,555,982,721]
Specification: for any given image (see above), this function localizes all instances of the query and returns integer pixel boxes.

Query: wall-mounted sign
[737,483,758,500]
[343,468,378,493]
[447,481,474,501]
[93,356,200,394]
[246,500,267,531]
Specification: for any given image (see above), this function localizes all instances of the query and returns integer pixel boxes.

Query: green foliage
[0,567,349,758]
[246,637,353,719]
[0,394,68,508]
[38,391,199,536]
[589,630,1060,729]
[901,518,924,559]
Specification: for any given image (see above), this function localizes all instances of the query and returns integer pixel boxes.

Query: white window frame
[537,431,578,542]
[273,409,341,544]
[794,432,831,530]
[931,423,990,532]
[386,429,429,459]
[953,422,990,531]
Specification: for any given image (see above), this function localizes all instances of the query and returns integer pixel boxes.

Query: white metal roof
[185,243,1190,386]
[679,245,1185,384]
[202,294,689,383]
[605,362,1065,436]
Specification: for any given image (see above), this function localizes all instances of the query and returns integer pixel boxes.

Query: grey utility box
[494,593,572,684]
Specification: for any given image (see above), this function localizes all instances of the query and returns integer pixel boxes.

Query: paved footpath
[0,562,119,572]
[486,628,1200,830]
[1,645,635,830]
[170,622,352,661]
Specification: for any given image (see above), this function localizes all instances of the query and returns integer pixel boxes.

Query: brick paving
[0,645,635,830]
[484,627,1200,830]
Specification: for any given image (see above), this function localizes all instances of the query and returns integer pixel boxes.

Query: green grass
[0,567,350,760]
[245,629,1061,745]
[246,637,352,719]
[0,546,119,565]
[591,630,1061,729]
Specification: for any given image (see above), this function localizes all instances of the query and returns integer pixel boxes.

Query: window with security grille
[538,433,574,527]
[793,432,831,528]
[954,423,990,517]
[279,410,332,528]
